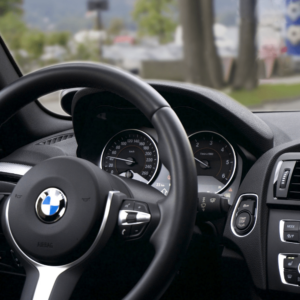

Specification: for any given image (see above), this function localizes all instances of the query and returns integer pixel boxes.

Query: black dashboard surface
[2,81,300,299]
[3,83,300,204]
[72,88,247,203]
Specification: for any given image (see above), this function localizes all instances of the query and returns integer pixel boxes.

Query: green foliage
[0,0,101,71]
[0,12,26,49]
[0,12,72,71]
[132,0,177,44]
[229,84,300,107]
[71,42,100,62]
[47,32,70,47]
[0,0,23,17]
[20,30,45,58]
[108,18,124,37]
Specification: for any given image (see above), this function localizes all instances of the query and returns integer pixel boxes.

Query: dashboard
[99,128,238,198]
[72,89,246,204]
[4,78,300,299]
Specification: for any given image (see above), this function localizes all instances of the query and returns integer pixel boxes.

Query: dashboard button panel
[280,220,300,243]
[278,254,300,286]
[284,221,299,232]
[235,212,251,230]
[284,256,299,270]
[231,194,258,237]
[284,232,299,243]
[238,200,256,215]
[284,270,298,285]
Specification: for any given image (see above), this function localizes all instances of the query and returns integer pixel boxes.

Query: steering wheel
[0,63,197,300]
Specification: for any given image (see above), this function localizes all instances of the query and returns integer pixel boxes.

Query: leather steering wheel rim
[0,62,198,299]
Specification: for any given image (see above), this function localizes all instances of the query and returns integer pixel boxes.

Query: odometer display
[100,129,159,184]
[189,131,236,193]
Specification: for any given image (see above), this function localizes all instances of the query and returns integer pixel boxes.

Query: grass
[228,84,300,107]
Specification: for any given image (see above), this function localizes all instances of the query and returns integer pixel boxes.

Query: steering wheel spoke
[2,190,126,300]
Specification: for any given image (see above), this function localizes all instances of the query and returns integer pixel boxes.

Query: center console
[267,153,300,293]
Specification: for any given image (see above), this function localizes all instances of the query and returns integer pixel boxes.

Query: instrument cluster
[99,128,238,199]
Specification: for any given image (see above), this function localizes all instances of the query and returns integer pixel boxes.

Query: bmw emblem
[35,188,67,223]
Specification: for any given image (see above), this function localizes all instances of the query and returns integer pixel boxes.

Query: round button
[236,212,251,230]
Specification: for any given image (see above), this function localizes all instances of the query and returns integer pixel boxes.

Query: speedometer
[100,129,159,184]
[189,131,236,193]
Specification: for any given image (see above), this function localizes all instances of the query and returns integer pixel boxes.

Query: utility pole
[87,0,108,30]
[96,10,103,30]
[87,0,109,60]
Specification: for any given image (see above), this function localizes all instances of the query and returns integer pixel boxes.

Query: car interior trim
[279,220,300,245]
[273,161,283,185]
[5,191,119,300]
[118,210,151,226]
[0,162,32,176]
[278,253,300,287]
[230,193,259,238]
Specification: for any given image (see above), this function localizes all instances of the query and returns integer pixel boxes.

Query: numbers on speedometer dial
[189,131,236,193]
[100,129,159,184]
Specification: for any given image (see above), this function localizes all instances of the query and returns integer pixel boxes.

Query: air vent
[37,133,74,146]
[288,161,300,199]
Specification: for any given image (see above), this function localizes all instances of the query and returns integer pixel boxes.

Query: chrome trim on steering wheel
[0,162,31,176]
[5,191,119,300]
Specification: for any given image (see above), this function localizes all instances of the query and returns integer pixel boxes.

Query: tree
[133,0,177,44]
[20,30,45,59]
[108,18,124,37]
[70,42,100,62]
[232,0,258,90]
[0,12,26,50]
[179,0,223,89]
[0,0,23,16]
[47,32,70,47]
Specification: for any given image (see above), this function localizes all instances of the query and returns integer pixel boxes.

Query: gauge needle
[194,157,210,168]
[107,156,135,164]
[119,170,148,184]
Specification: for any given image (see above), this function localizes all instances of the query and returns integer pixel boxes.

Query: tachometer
[189,131,236,193]
[100,129,159,184]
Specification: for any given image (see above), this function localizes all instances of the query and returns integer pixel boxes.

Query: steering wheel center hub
[35,188,67,223]
[8,157,111,264]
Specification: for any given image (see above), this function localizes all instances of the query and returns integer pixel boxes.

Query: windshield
[0,0,298,114]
